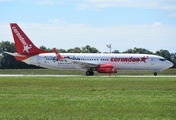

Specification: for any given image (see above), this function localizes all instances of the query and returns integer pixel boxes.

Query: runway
[0,74,175,77]
[0,74,80,77]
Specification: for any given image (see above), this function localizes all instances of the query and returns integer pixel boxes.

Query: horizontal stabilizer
[4,52,28,57]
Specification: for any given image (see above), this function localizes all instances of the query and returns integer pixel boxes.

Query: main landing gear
[86,70,94,76]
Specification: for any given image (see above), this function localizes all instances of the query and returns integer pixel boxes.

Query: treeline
[0,41,176,69]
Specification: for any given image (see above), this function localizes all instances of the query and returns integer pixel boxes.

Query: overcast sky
[0,0,176,53]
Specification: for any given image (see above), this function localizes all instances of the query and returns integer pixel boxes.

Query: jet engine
[97,64,117,73]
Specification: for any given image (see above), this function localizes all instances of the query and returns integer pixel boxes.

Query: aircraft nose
[166,61,174,68]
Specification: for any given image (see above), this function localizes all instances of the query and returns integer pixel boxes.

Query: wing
[53,48,99,70]
[71,60,99,69]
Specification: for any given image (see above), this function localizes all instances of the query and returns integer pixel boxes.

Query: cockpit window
[159,59,166,61]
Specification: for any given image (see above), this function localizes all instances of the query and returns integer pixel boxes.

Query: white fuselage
[24,53,173,72]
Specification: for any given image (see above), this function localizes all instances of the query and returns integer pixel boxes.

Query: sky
[0,0,176,53]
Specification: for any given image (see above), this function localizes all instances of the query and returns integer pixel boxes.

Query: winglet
[53,48,63,60]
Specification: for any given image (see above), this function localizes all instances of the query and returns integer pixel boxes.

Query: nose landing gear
[154,72,157,76]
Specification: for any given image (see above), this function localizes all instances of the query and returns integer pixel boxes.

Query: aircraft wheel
[154,72,157,76]
[86,71,91,76]
[90,71,94,76]
[86,70,94,76]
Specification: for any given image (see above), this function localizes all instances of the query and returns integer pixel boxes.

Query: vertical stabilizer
[10,23,48,55]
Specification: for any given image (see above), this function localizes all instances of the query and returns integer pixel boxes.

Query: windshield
[159,59,166,61]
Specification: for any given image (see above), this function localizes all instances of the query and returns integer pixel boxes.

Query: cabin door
[37,56,41,66]
[151,58,155,65]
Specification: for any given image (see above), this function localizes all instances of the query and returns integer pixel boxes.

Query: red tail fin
[10,23,48,55]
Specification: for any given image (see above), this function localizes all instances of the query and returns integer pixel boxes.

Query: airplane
[5,23,173,76]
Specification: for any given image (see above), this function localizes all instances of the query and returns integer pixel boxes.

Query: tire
[90,71,94,76]
[86,71,94,76]
[154,72,157,76]
[86,71,90,76]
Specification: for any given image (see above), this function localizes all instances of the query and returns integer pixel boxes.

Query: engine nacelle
[97,64,117,73]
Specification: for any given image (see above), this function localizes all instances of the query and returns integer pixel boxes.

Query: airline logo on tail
[11,26,32,53]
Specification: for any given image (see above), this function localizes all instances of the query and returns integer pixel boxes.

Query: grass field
[0,76,176,120]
